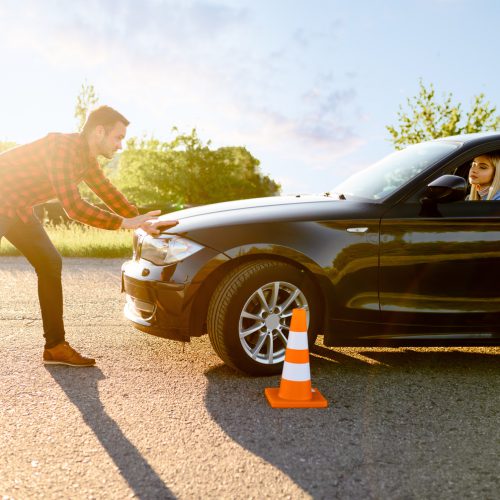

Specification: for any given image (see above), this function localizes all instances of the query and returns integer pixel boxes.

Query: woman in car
[468,152,500,200]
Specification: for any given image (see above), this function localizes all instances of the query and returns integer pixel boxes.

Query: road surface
[0,257,498,499]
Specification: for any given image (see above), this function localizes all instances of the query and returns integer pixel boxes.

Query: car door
[379,198,500,336]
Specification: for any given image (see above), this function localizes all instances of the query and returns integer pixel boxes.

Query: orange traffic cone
[265,308,328,408]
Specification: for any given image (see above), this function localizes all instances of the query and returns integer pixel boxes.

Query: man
[0,106,176,367]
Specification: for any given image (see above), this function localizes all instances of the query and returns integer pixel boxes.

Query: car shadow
[45,366,175,500]
[204,347,500,498]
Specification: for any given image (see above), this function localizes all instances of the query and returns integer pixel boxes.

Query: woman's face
[469,155,495,187]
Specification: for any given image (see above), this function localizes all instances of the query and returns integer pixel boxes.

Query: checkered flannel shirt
[0,133,138,230]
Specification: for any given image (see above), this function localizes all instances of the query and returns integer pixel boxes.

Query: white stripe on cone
[281,361,311,382]
[286,330,309,350]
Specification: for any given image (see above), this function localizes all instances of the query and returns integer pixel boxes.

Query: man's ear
[94,124,106,140]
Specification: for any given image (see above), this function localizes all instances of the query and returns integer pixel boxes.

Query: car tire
[207,259,321,376]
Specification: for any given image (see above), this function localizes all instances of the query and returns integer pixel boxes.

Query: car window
[331,141,460,201]
[407,155,500,203]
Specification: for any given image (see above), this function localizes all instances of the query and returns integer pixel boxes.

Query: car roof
[436,131,500,146]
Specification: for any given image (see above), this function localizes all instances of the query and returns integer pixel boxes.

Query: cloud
[299,87,358,140]
[0,0,248,65]
[0,0,365,188]
[206,93,364,174]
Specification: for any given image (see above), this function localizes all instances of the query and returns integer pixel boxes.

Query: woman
[468,152,500,200]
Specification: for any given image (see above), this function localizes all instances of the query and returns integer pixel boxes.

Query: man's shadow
[46,366,175,500]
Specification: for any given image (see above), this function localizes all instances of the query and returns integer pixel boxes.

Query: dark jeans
[0,214,65,349]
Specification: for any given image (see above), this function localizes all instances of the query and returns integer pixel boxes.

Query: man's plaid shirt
[0,133,138,230]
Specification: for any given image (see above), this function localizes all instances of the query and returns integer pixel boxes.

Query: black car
[122,132,500,375]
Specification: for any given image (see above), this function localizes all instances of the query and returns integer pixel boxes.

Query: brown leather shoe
[43,343,96,367]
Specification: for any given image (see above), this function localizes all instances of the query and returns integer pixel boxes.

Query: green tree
[117,128,280,207]
[74,81,98,132]
[387,80,500,149]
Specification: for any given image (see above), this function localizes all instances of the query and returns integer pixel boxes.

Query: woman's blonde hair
[469,152,500,200]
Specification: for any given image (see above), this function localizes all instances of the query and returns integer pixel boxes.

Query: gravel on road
[0,257,499,499]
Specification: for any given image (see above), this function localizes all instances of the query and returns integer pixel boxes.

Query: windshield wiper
[324,192,346,200]
[323,191,347,200]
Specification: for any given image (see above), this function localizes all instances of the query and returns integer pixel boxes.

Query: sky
[1,0,499,194]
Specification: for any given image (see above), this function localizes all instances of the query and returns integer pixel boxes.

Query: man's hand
[120,210,179,236]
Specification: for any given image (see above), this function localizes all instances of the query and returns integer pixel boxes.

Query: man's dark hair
[82,106,130,135]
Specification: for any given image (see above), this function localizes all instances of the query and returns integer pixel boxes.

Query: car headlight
[140,235,204,266]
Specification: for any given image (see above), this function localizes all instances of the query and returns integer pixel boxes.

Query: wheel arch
[189,244,331,338]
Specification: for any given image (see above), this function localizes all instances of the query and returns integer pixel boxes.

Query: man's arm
[120,210,178,235]
[83,161,178,234]
[83,162,139,218]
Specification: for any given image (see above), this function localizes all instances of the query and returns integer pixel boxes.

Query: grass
[0,222,134,258]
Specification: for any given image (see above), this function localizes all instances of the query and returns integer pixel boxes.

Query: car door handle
[346,227,368,233]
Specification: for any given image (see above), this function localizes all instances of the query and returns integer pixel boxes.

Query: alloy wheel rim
[238,280,309,365]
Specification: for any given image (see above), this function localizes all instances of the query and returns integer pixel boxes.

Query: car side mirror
[423,175,467,203]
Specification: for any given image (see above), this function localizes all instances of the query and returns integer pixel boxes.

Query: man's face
[97,121,127,159]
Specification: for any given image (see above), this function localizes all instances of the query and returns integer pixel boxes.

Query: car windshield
[331,141,460,200]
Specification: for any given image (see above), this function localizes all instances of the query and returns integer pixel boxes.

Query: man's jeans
[0,215,65,349]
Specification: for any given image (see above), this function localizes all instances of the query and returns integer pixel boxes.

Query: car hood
[160,195,335,221]
[161,195,334,221]
[155,195,343,235]
[148,194,384,254]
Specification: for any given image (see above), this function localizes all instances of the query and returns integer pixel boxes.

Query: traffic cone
[265,308,328,408]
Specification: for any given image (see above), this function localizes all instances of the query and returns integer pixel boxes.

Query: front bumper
[122,260,191,342]
[122,246,229,342]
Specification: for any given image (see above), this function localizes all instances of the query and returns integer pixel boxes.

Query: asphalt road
[0,257,499,500]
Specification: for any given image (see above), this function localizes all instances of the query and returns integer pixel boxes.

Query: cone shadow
[204,348,500,498]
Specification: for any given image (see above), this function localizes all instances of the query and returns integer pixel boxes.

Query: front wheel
[207,260,322,376]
